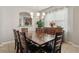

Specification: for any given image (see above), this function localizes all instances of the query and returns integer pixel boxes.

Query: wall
[0,7,37,42]
[0,7,3,42]
[71,7,79,45]
[0,7,19,42]
[68,6,79,45]
[67,7,74,42]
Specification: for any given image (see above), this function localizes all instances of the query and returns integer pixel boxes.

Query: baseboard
[66,41,79,48]
[0,40,14,47]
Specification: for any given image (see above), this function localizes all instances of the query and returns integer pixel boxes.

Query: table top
[26,31,55,45]
[16,28,56,45]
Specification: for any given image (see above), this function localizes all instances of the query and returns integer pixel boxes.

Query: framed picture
[19,12,32,26]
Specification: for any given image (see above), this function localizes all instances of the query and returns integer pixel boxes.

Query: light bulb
[30,12,34,18]
[30,12,34,16]
[42,12,45,16]
[37,12,40,16]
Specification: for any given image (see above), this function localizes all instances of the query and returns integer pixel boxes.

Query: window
[44,8,68,31]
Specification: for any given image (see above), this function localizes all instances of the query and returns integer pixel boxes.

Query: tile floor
[0,41,79,53]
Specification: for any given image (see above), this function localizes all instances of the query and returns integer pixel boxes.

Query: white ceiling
[26,6,50,12]
[0,6,50,12]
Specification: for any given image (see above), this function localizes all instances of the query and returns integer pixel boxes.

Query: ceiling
[25,6,50,12]
[16,6,50,12]
[0,6,50,12]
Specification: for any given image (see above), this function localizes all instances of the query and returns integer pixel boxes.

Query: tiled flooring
[0,42,15,53]
[0,41,79,53]
[62,43,79,53]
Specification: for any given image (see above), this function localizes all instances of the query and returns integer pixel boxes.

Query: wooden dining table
[26,31,55,46]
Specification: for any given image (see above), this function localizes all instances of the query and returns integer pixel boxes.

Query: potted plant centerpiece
[36,20,44,28]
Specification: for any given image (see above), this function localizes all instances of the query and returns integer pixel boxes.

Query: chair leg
[16,46,19,53]
[19,44,24,53]
[16,43,20,53]
[15,39,18,50]
[59,50,61,53]
[20,48,23,53]
[15,41,16,49]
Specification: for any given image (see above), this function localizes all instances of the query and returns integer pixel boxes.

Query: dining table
[26,31,55,46]
[16,27,63,46]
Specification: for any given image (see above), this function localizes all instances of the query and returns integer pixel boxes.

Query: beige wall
[0,7,19,42]
[0,7,34,42]
[68,6,79,45]
[72,7,79,45]
[0,8,3,42]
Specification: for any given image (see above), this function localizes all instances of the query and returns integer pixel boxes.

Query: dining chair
[38,39,54,53]
[21,28,28,35]
[13,29,17,49]
[19,31,39,53]
[13,29,20,53]
[25,38,40,53]
[53,32,63,53]
[19,32,29,53]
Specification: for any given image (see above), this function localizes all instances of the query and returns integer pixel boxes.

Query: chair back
[13,29,21,52]
[13,30,21,45]
[53,32,63,53]
[13,29,18,42]
[19,32,28,53]
[21,28,28,36]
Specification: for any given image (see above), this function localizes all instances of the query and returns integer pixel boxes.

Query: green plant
[37,20,44,27]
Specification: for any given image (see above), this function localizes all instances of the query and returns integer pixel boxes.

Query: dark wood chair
[25,38,40,53]
[53,32,63,53]
[21,28,28,36]
[13,29,20,53]
[13,29,17,49]
[21,28,39,53]
[19,31,39,53]
[40,41,54,53]
[19,32,29,53]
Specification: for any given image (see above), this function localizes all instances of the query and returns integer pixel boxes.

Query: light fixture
[42,12,46,16]
[30,12,34,18]
[41,12,46,19]
[37,12,40,16]
[30,12,34,16]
